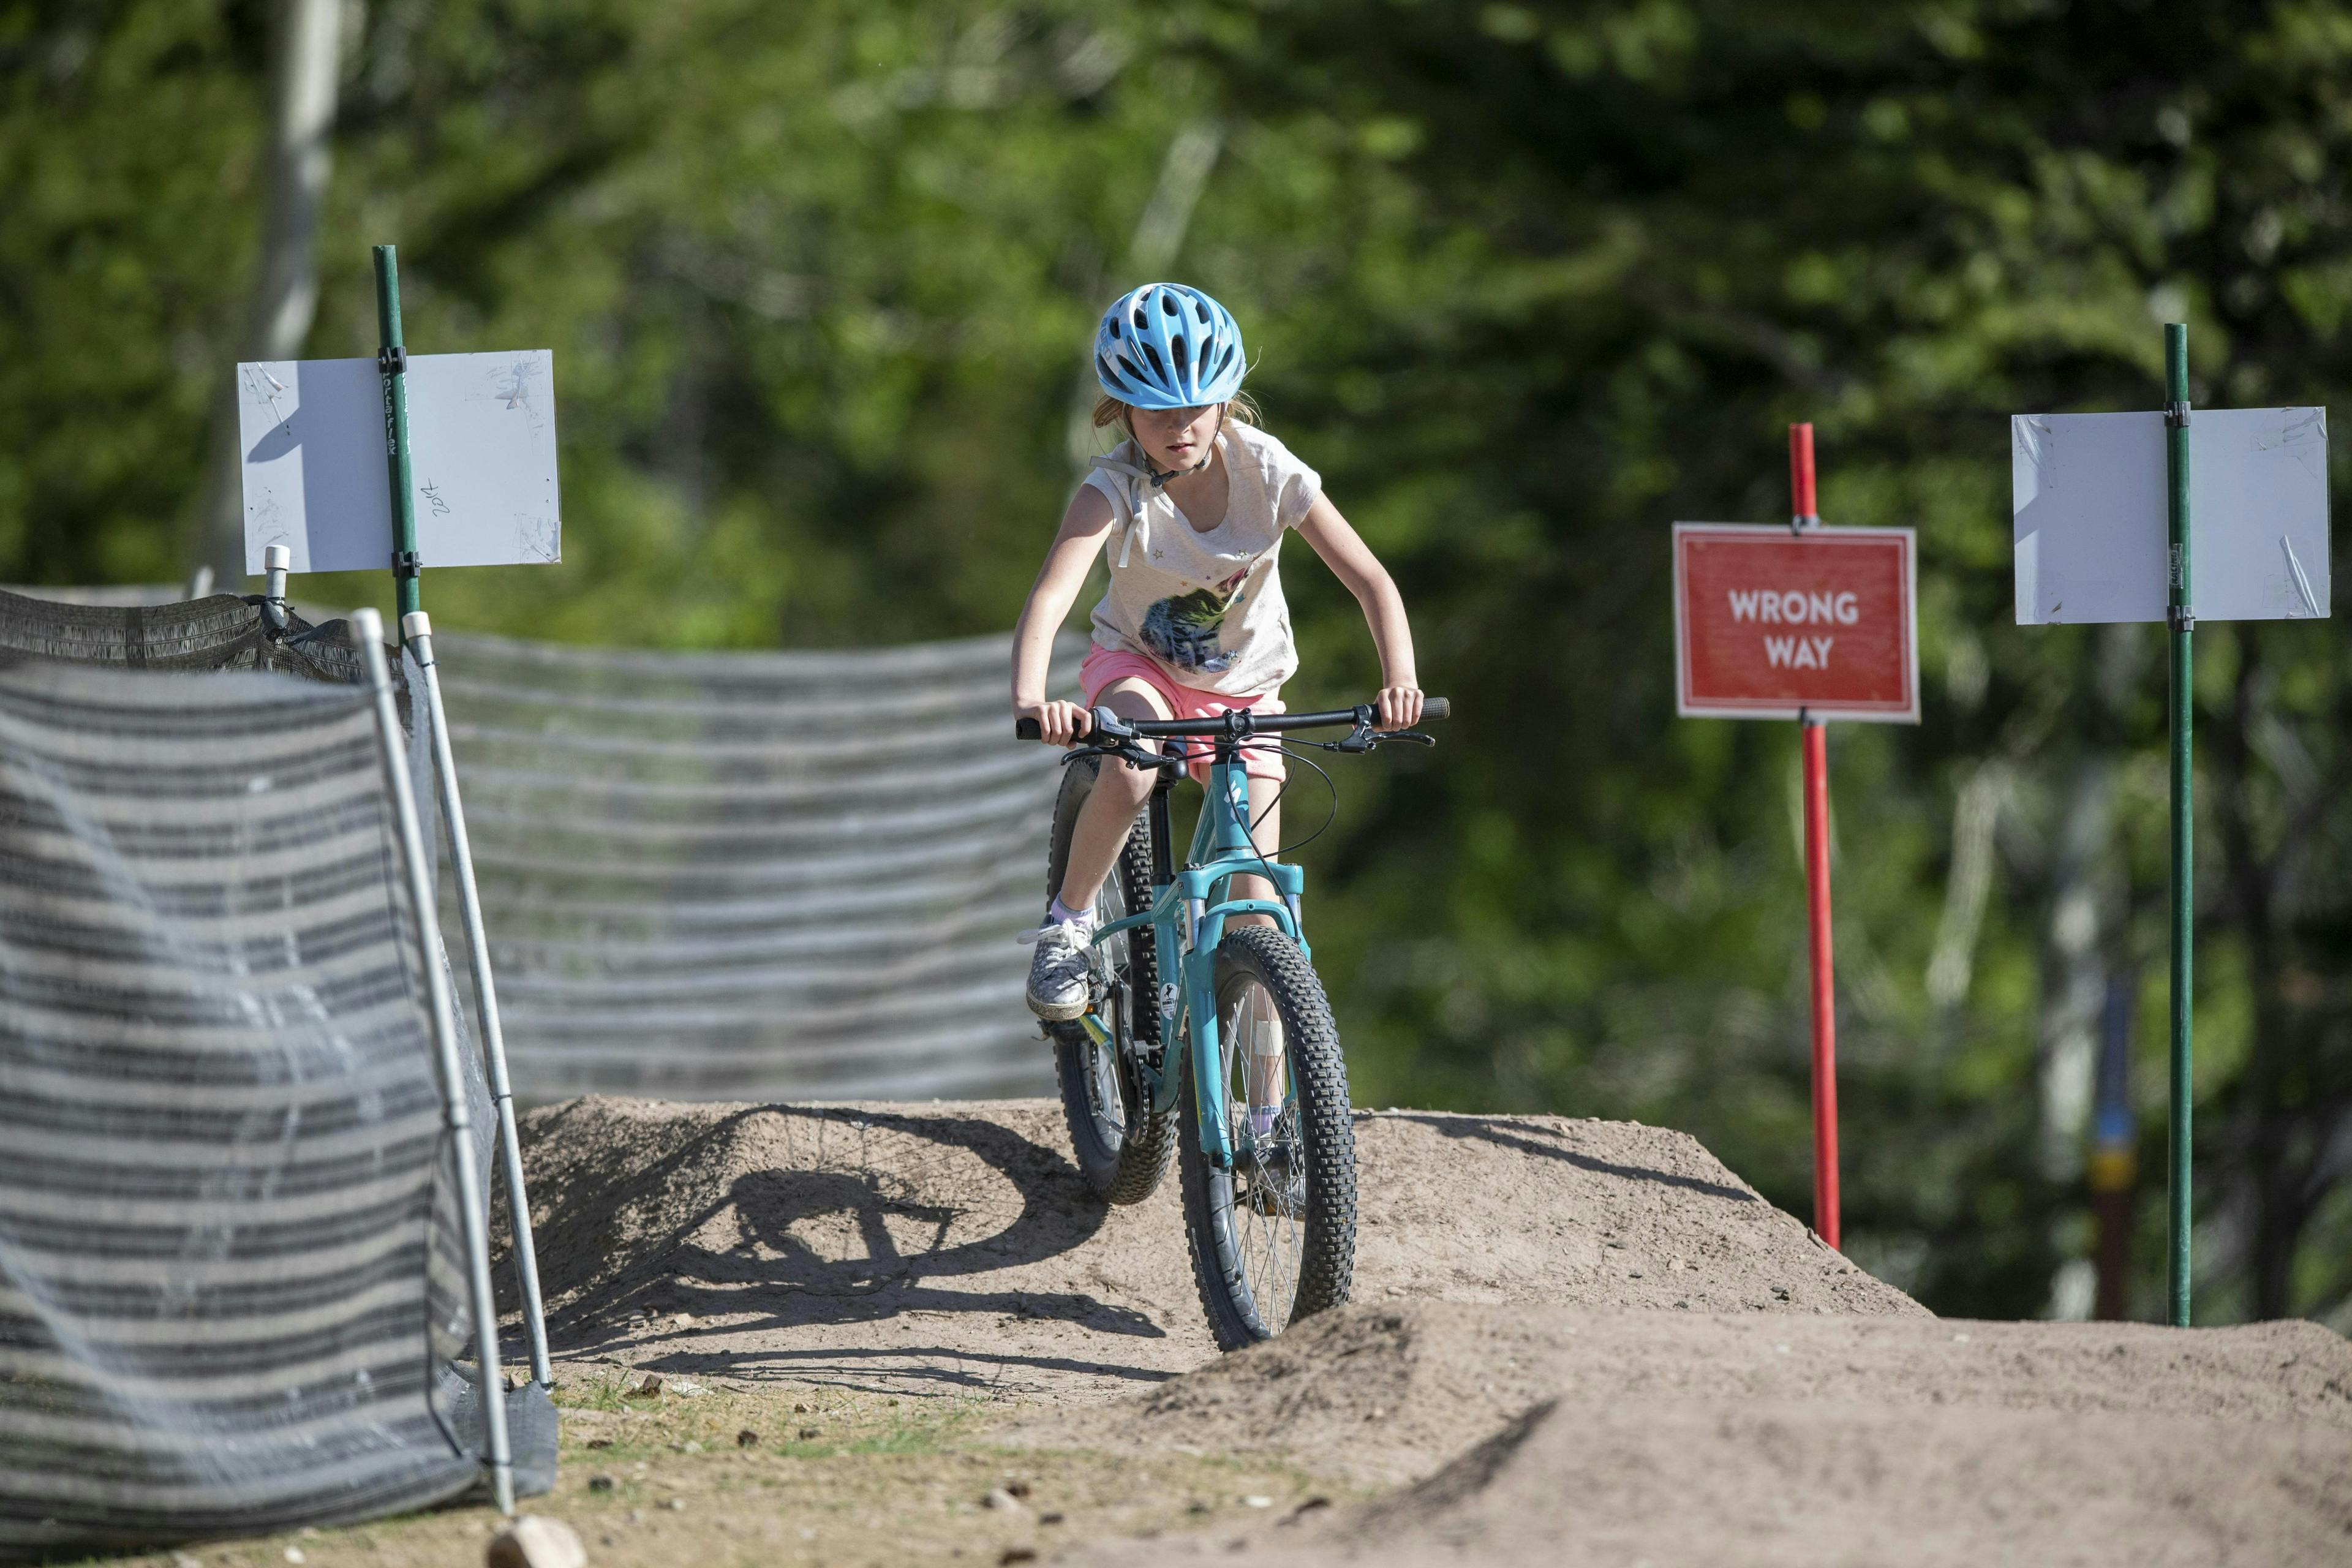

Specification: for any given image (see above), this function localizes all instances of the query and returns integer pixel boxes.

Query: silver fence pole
[402,609,552,1387]
[352,608,514,1515]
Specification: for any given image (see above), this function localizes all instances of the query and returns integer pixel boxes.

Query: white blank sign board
[2013,407,2328,624]
[239,351,560,574]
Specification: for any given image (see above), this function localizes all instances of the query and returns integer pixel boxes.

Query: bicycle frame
[1086,741,1305,1171]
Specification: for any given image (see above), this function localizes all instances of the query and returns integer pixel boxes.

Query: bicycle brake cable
[1248,743,1340,865]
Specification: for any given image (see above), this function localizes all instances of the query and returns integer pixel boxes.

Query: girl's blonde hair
[1092,390,1262,439]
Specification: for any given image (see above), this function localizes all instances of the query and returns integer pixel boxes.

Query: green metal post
[2163,322,2193,1327]
[373,245,421,631]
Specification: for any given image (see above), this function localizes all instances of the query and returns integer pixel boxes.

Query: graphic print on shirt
[1139,568,1251,673]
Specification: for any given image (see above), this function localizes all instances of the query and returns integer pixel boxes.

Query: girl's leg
[1231,789,1286,1132]
[1053,677,1175,911]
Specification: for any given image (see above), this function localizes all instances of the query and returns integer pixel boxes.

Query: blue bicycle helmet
[1093,283,1246,409]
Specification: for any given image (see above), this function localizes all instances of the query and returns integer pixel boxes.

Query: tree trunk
[192,0,345,585]
[2212,627,2306,1321]
[2037,624,2141,1317]
[1065,119,1223,472]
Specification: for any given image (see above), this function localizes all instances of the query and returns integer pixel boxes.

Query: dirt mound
[492,1096,2352,1568]
[1031,1300,2352,1483]
[1298,1392,2352,1567]
[511,1098,1914,1399]
[1347,1110,1912,1317]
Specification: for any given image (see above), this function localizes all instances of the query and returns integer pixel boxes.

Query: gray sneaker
[1022,919,1094,1021]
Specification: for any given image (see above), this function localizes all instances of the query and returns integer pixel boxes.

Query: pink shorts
[1079,647,1286,787]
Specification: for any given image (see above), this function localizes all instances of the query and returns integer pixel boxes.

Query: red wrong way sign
[1673,522,1919,722]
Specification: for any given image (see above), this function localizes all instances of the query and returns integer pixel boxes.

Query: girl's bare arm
[1296,494,1423,731]
[1012,486,1117,745]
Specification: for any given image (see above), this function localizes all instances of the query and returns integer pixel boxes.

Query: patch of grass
[73,1371,1374,1568]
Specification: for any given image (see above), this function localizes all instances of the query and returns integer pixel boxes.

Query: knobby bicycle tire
[1178,924,1357,1350]
[1045,755,1178,1205]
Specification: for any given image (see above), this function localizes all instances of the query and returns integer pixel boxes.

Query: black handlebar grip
[1422,697,1450,720]
[1015,717,1042,741]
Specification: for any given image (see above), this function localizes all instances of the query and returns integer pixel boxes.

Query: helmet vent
[1196,301,1210,322]
[1140,341,1166,377]
[1161,293,1180,315]
[1133,307,1148,330]
[1170,335,1188,373]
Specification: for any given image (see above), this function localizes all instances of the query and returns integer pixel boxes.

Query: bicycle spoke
[1219,976,1305,1334]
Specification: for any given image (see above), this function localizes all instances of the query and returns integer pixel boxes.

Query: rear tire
[1046,755,1178,1206]
[1178,924,1356,1350]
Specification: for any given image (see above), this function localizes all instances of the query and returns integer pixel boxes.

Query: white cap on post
[263,545,292,573]
[350,607,383,647]
[401,610,433,641]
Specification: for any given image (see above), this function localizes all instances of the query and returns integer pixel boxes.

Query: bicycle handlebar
[1014,696,1447,742]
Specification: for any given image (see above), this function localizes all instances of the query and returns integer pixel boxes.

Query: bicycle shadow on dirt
[508,1100,1165,1360]
[625,1340,1181,1398]
[1370,1112,1757,1204]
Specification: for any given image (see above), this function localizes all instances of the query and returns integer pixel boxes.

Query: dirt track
[1056,1306,2352,1566]
[514,1096,1912,1401]
[458,1096,2352,1567]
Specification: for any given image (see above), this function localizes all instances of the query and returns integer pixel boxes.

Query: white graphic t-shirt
[1080,421,1322,696]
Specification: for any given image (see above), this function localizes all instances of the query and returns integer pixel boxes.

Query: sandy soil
[1199,1390,2352,1568]
[105,1096,2352,1568]
[1060,1305,2352,1566]
[513,1098,1913,1404]
[1027,1300,2352,1485]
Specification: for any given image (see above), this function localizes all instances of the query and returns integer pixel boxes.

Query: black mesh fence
[431,628,1080,1102]
[0,657,522,1555]
[0,585,1081,1106]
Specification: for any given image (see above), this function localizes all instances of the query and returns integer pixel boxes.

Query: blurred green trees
[3,0,2350,1329]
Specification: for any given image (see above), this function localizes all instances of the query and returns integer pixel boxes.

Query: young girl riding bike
[1011,282,1423,1021]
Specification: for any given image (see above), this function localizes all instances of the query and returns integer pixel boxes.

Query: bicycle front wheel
[1178,924,1357,1351]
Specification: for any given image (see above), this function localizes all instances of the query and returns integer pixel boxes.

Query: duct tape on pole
[1672,429,1920,1250]
[2011,337,2331,1328]
[405,609,553,1389]
[352,607,514,1513]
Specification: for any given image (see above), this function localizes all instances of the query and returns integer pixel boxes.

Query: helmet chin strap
[1139,406,1226,488]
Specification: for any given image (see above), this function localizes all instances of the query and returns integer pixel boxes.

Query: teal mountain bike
[1016,697,1449,1349]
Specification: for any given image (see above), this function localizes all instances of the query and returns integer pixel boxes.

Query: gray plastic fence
[0,655,552,1557]
[431,628,1080,1103]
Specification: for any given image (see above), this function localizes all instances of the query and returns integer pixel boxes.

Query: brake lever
[1057,741,1168,771]
[1372,729,1436,747]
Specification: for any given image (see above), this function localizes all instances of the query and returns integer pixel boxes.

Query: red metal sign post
[1671,425,1918,1247]
[1792,427,1839,1249]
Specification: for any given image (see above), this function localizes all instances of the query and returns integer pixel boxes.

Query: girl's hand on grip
[1020,699,1093,747]
[1375,684,1423,732]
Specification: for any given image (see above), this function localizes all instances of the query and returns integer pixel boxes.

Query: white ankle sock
[1047,895,1092,928]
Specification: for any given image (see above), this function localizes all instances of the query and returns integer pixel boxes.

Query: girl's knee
[1103,756,1158,799]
